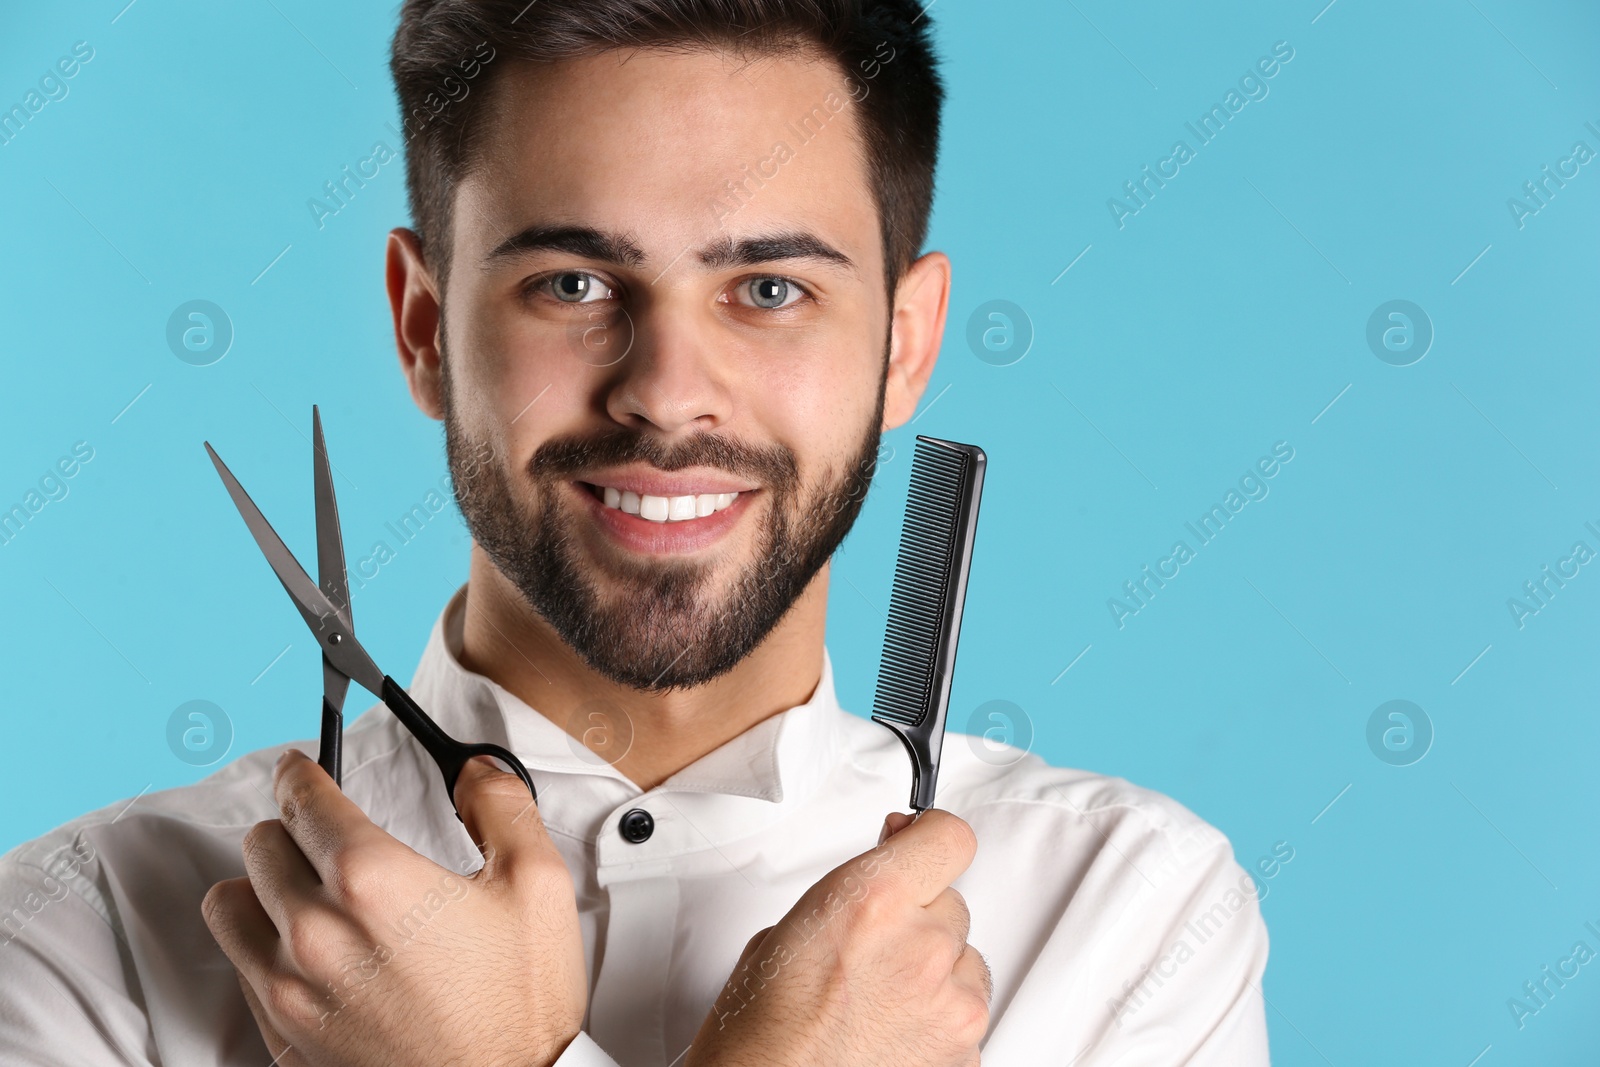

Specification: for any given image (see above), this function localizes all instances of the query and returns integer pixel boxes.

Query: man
[0,1,1271,1064]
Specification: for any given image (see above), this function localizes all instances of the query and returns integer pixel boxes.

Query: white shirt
[0,586,1270,1065]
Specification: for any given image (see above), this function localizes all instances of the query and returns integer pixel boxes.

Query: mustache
[528,426,800,494]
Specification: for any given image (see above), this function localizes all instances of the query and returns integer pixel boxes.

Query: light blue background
[2,1,1597,1062]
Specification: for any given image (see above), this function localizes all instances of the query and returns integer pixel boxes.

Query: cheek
[449,300,599,450]
[742,343,880,480]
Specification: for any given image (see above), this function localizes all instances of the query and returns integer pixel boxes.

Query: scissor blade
[323,655,350,716]
[312,406,352,634]
[204,440,340,639]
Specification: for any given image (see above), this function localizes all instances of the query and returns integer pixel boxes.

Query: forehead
[456,46,881,272]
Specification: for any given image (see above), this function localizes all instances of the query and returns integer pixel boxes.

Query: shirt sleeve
[551,1030,625,1067]
[0,854,160,1066]
[1080,828,1273,1065]
[971,790,1272,1066]
[2,841,629,1067]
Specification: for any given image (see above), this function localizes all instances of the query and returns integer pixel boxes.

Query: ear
[881,251,951,431]
[387,227,446,421]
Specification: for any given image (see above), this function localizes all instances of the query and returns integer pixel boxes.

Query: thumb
[878,810,916,846]
[454,754,556,874]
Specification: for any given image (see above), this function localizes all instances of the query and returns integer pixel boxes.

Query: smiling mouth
[582,482,745,524]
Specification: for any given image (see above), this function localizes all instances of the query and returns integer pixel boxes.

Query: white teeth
[639,494,670,522]
[596,485,741,522]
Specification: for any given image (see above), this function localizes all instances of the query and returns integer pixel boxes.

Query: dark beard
[440,332,888,692]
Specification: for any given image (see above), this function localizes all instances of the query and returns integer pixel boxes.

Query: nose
[603,303,733,435]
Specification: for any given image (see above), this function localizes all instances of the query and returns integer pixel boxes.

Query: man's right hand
[686,809,992,1067]
[202,751,587,1067]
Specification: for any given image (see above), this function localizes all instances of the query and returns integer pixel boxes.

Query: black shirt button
[619,808,654,843]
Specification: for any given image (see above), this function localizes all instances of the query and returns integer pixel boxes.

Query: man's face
[435,47,893,691]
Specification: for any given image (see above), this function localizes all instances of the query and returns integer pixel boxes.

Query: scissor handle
[379,676,539,817]
[319,697,343,787]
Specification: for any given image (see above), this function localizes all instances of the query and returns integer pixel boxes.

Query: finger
[859,808,978,907]
[923,885,971,948]
[453,755,562,882]
[234,968,302,1065]
[951,943,993,1003]
[737,924,775,965]
[201,877,281,991]
[239,818,324,934]
[272,749,396,885]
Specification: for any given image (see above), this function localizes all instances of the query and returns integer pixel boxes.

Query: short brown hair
[389,0,943,295]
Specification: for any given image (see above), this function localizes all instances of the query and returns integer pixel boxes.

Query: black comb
[871,434,987,812]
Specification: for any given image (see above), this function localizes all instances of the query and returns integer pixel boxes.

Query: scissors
[203,405,538,816]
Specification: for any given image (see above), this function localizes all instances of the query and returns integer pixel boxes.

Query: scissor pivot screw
[328,633,342,645]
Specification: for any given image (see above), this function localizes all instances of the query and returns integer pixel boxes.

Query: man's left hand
[202,749,586,1067]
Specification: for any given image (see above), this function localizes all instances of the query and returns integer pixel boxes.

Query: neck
[456,545,830,791]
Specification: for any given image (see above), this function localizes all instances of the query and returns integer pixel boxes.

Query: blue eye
[546,272,611,304]
[743,277,801,309]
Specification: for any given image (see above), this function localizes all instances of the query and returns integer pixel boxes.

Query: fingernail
[877,817,891,847]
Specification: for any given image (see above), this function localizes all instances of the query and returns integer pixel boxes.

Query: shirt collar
[405,584,843,822]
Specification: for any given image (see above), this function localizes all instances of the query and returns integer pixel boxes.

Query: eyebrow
[482,224,857,276]
[484,225,648,269]
[696,232,857,274]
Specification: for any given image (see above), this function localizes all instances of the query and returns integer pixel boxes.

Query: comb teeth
[871,440,973,726]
